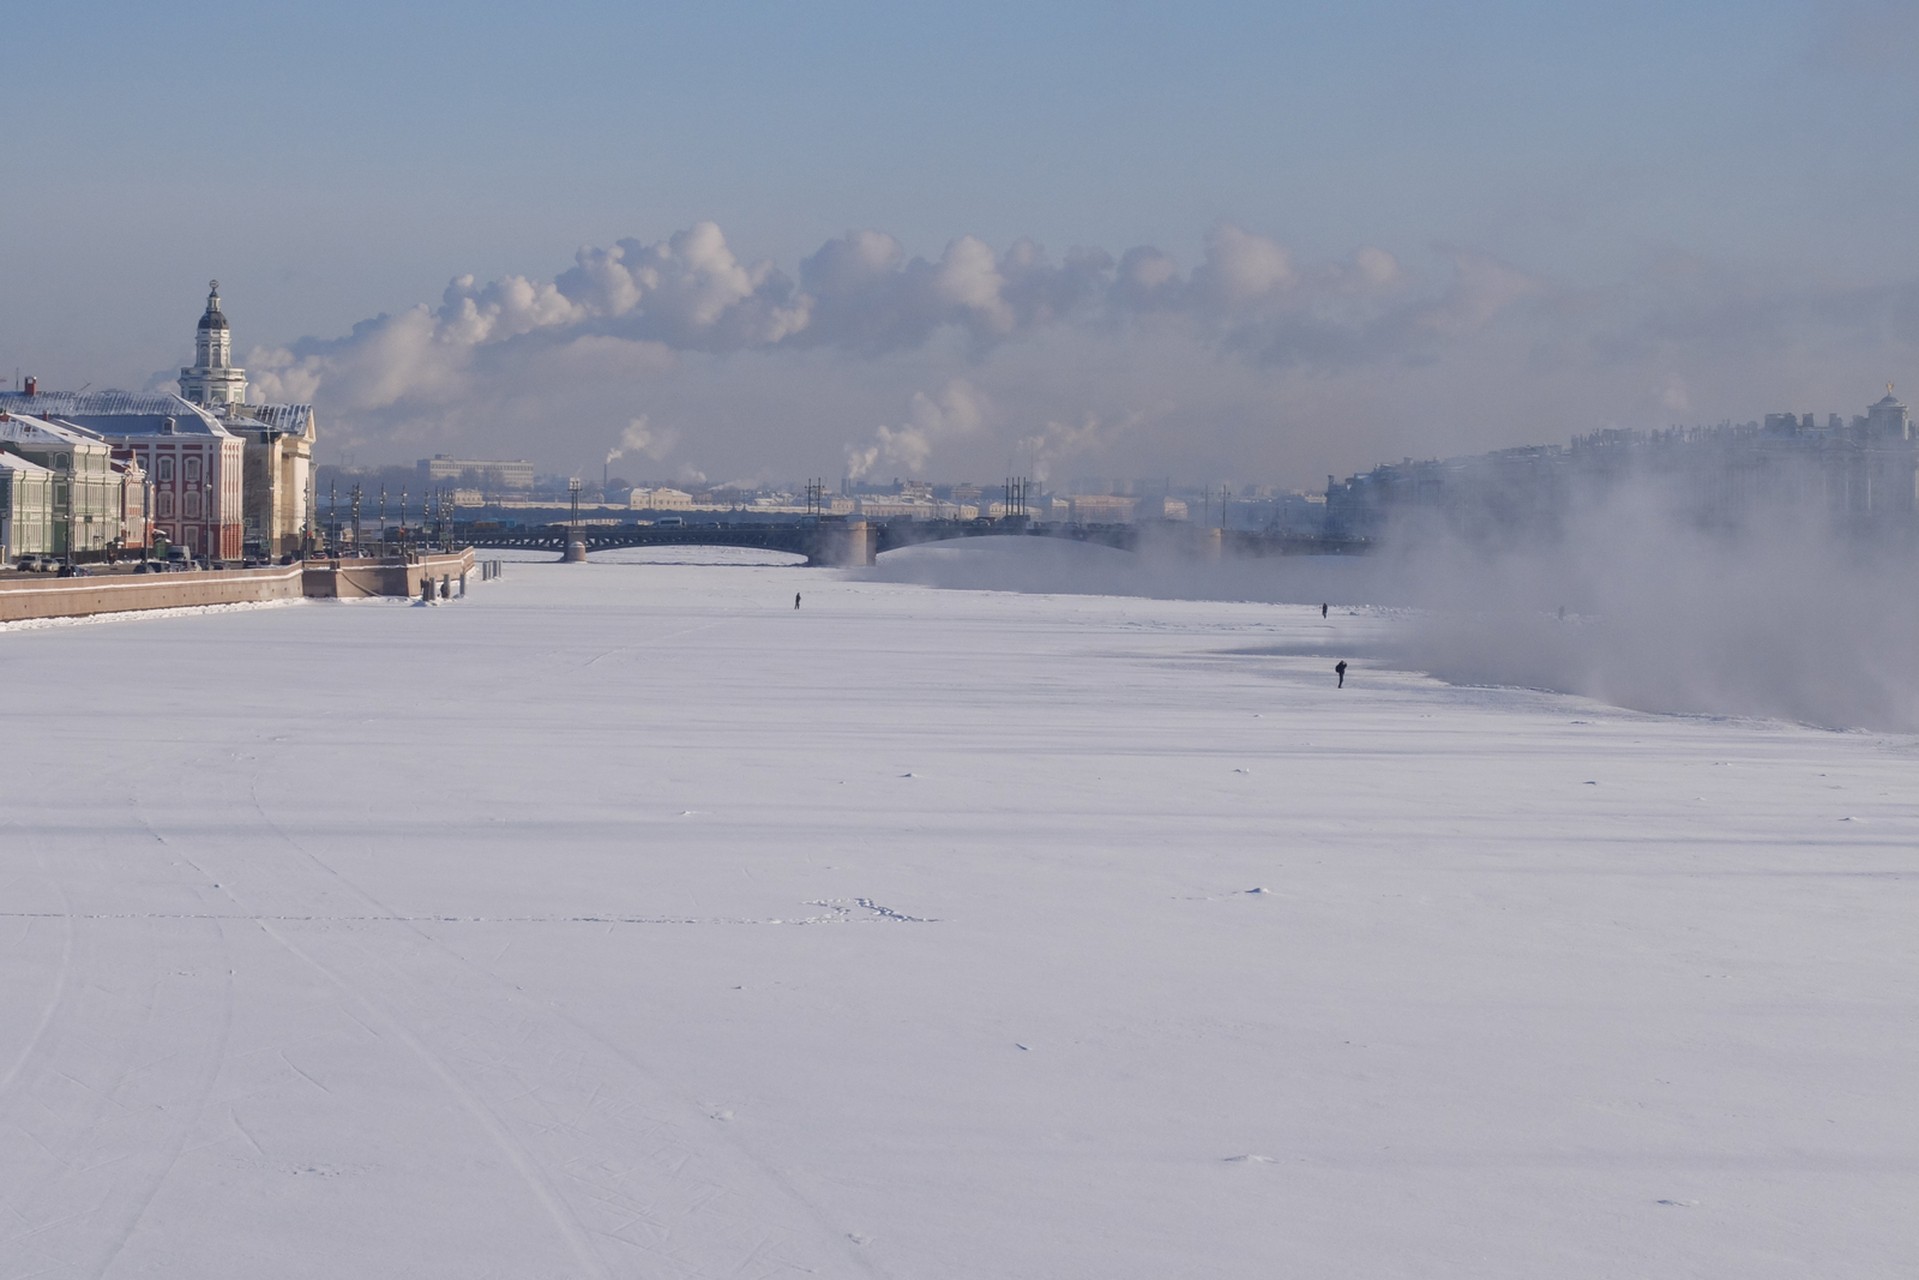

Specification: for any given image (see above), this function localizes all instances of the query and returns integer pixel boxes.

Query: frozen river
[2,550,1913,1277]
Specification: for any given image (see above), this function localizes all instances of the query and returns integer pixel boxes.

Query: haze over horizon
[8,0,1919,487]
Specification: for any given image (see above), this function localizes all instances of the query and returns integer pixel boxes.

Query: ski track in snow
[2,728,890,1278]
[0,819,235,1280]
[123,762,888,1277]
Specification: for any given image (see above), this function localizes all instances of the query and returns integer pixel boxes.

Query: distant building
[3,283,316,559]
[223,400,316,557]
[420,455,535,493]
[0,451,56,561]
[1054,494,1138,523]
[1325,389,1919,543]
[628,486,695,511]
[1860,386,1912,441]
[175,282,316,556]
[0,413,125,557]
[0,391,245,560]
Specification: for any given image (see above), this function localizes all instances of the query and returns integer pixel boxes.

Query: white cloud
[605,414,677,467]
[237,216,1919,488]
[846,380,990,480]
[1191,223,1296,310]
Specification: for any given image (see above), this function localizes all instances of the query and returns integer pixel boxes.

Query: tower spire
[179,279,246,406]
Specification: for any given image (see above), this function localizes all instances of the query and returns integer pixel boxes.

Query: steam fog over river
[1,548,1912,1277]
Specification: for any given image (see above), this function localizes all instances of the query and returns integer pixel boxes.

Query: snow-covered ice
[2,547,1913,1277]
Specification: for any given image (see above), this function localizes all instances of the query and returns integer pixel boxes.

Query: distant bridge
[452,517,1363,567]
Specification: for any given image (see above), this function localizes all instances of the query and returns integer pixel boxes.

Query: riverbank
[0,549,477,621]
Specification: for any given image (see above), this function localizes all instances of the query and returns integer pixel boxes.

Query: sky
[5,0,1919,488]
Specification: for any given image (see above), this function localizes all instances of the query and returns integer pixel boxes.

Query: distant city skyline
[8,0,1919,489]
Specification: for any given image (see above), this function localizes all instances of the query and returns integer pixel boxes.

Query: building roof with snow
[227,401,316,437]
[0,410,110,450]
[0,391,235,439]
[0,449,54,477]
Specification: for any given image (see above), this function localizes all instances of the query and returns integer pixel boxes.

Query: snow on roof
[240,402,315,433]
[0,390,234,438]
[0,449,53,474]
[0,410,104,448]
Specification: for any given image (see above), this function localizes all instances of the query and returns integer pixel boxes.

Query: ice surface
[1,549,1913,1277]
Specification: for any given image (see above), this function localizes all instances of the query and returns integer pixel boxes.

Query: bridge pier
[805,518,876,567]
[561,539,588,563]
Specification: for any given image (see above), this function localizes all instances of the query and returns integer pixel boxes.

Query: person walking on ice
[1321,602,1328,619]
[794,592,802,610]
[1335,660,1348,688]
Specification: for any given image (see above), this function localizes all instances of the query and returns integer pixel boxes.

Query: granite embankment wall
[0,550,478,623]
[301,550,478,600]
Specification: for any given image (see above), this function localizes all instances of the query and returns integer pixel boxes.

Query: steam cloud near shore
[873,486,1919,733]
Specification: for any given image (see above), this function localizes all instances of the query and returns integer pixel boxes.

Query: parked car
[56,562,91,577]
[14,555,45,572]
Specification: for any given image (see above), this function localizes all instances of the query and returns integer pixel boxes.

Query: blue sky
[6,0,1918,484]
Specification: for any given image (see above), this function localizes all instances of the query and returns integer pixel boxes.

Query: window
[157,457,174,484]
[158,492,174,519]
[185,458,202,485]
[186,492,202,520]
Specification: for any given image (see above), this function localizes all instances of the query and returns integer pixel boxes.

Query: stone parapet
[0,565,304,623]
[0,549,479,622]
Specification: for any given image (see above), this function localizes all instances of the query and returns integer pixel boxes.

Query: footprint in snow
[1223,1154,1275,1164]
